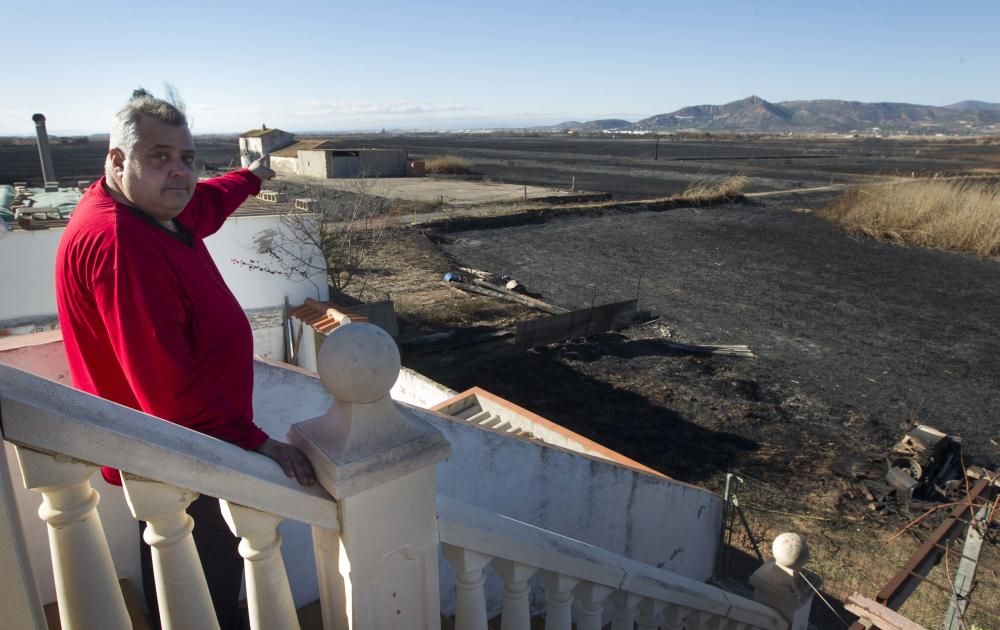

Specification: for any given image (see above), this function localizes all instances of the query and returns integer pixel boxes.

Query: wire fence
[714,471,999,630]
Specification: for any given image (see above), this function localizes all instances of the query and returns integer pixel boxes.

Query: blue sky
[3,0,998,134]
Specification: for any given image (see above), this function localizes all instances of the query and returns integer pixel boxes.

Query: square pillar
[289,323,450,630]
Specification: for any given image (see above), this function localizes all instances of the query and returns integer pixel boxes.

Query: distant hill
[945,100,1000,112]
[545,96,1000,134]
[542,119,633,133]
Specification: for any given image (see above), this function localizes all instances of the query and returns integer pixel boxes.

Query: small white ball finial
[317,323,400,404]
[772,532,808,570]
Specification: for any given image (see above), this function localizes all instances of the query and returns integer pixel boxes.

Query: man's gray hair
[108,88,187,154]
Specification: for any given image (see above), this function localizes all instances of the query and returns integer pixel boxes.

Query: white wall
[0,214,328,323]
[204,215,328,308]
[270,155,299,176]
[0,227,63,322]
[391,367,457,409]
[298,150,331,179]
[251,360,722,580]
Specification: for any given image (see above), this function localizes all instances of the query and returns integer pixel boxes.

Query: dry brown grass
[424,155,473,175]
[821,179,1000,257]
[682,175,750,201]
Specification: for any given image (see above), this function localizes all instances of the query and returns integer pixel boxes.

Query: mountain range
[543,96,1000,134]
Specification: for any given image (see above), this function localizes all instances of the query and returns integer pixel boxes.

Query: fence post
[749,533,818,630]
[290,322,451,629]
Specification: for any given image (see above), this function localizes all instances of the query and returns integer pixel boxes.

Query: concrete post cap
[772,532,808,570]
[317,322,400,404]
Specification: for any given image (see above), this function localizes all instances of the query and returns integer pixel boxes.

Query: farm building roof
[240,128,287,138]
[271,140,338,158]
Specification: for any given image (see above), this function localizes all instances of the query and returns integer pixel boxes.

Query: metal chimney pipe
[32,113,57,184]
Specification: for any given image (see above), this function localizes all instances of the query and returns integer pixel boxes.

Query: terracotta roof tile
[289,298,368,334]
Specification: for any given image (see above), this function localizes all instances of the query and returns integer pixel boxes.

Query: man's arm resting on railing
[255,438,315,486]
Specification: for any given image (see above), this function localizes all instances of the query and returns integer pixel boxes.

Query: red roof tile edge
[432,386,680,484]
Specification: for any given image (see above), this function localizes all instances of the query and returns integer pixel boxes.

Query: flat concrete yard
[297,175,595,206]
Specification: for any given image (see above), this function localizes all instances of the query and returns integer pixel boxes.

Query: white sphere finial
[317,323,400,404]
[772,532,808,570]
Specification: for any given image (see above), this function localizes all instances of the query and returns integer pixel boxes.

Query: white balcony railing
[0,323,815,630]
[438,496,789,630]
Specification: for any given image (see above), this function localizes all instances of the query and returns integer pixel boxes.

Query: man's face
[111,117,197,222]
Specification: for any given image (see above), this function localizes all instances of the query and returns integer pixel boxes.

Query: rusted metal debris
[885,425,964,501]
[845,478,997,630]
[832,425,978,512]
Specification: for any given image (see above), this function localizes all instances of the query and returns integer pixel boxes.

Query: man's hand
[255,438,315,486]
[248,154,275,182]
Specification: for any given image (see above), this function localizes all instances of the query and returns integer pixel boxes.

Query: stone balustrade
[0,321,810,630]
[0,360,338,629]
[437,495,795,630]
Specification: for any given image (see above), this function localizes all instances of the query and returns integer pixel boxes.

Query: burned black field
[418,192,1000,485]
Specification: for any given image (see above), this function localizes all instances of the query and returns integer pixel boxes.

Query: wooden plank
[469,278,569,313]
[845,593,926,630]
[449,280,566,314]
[515,300,637,349]
[663,341,755,358]
[941,505,988,630]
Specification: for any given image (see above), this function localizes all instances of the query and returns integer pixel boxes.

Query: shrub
[821,179,1000,257]
[424,155,473,175]
[681,175,749,202]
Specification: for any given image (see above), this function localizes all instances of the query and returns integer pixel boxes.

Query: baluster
[220,500,299,630]
[688,610,715,629]
[575,582,613,630]
[637,598,664,630]
[493,559,538,630]
[661,604,691,630]
[610,591,641,630]
[15,446,131,630]
[120,476,219,630]
[443,544,492,630]
[542,572,579,630]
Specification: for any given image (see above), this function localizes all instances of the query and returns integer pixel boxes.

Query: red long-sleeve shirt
[55,170,269,484]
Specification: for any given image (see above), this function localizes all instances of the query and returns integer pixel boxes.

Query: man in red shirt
[55,89,314,629]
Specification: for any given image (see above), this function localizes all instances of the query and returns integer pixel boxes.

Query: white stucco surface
[0,227,63,322]
[0,214,327,324]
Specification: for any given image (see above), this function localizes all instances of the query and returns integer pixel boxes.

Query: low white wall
[0,213,328,323]
[391,367,457,409]
[0,228,63,322]
[253,360,721,579]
